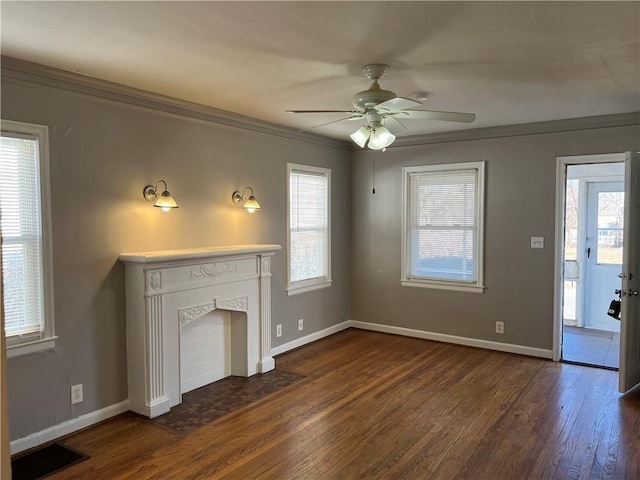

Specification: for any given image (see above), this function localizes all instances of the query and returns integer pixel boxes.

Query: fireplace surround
[119,244,280,418]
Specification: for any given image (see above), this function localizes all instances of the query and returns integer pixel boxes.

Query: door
[584,181,624,331]
[620,151,640,393]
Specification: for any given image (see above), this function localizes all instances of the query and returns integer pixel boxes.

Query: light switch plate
[531,237,544,249]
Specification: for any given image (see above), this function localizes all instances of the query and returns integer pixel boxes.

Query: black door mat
[11,443,89,480]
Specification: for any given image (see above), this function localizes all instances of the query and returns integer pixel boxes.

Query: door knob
[630,290,639,296]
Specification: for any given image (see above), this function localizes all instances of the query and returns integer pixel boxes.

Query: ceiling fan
[287,64,476,150]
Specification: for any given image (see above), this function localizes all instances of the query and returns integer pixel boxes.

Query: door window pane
[596,191,624,264]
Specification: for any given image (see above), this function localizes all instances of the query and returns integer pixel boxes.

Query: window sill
[7,336,58,359]
[287,280,332,296]
[401,279,484,293]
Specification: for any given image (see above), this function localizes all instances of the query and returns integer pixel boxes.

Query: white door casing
[554,153,626,362]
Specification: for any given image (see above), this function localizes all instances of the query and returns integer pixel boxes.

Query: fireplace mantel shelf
[119,244,281,264]
[120,244,280,418]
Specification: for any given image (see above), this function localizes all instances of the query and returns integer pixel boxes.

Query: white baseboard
[350,320,554,359]
[10,399,130,455]
[271,321,350,357]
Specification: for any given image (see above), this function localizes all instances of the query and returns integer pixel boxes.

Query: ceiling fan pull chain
[372,151,376,194]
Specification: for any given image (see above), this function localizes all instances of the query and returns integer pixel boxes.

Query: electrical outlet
[276,324,282,337]
[71,384,83,404]
[495,321,504,334]
[298,318,304,331]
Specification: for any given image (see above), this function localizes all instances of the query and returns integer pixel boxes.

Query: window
[402,162,485,293]
[1,120,55,357]
[287,163,331,295]
[596,190,624,265]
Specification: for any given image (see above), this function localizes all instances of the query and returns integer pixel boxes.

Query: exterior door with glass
[584,181,624,331]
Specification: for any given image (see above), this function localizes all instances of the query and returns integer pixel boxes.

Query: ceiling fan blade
[394,110,476,123]
[286,110,360,114]
[298,116,363,132]
[376,97,422,112]
[390,116,409,130]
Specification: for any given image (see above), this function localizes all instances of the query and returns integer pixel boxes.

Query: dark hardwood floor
[44,329,639,479]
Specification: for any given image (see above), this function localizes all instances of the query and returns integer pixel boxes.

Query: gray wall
[2,75,351,440]
[351,126,639,350]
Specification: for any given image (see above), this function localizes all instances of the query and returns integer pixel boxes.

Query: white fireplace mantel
[119,244,281,418]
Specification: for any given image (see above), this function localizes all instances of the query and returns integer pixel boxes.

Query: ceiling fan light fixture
[350,126,370,148]
[287,64,475,146]
[368,127,395,150]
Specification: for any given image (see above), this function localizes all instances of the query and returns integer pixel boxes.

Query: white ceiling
[1,1,639,141]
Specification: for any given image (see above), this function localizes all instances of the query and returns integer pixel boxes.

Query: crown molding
[384,111,640,149]
[1,56,350,151]
[3,57,637,153]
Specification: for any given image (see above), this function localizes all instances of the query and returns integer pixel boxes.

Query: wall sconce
[143,180,179,212]
[232,187,261,213]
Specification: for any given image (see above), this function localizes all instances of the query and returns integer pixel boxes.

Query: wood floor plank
[36,329,640,480]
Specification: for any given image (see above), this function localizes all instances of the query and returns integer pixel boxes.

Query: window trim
[401,161,486,294]
[1,120,56,358]
[286,163,332,296]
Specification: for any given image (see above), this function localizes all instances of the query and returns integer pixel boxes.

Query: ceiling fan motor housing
[352,81,397,111]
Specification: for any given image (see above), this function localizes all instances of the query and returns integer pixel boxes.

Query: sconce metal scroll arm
[143,179,169,202]
[232,186,255,206]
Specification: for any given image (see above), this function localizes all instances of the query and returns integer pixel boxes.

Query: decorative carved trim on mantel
[215,296,248,313]
[261,257,271,276]
[149,271,162,291]
[178,296,249,327]
[191,262,238,280]
[178,303,216,326]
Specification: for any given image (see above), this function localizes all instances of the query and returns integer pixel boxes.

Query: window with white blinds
[402,162,485,292]
[287,164,331,294]
[1,121,55,356]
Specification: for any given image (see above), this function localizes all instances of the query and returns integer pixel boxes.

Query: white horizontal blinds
[290,169,328,283]
[0,133,45,338]
[408,168,478,282]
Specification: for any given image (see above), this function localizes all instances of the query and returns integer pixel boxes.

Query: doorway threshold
[561,359,619,371]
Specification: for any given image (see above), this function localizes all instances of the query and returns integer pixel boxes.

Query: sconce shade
[242,196,261,213]
[154,191,179,212]
[143,180,179,212]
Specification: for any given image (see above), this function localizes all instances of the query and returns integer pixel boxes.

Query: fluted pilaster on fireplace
[259,255,275,373]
